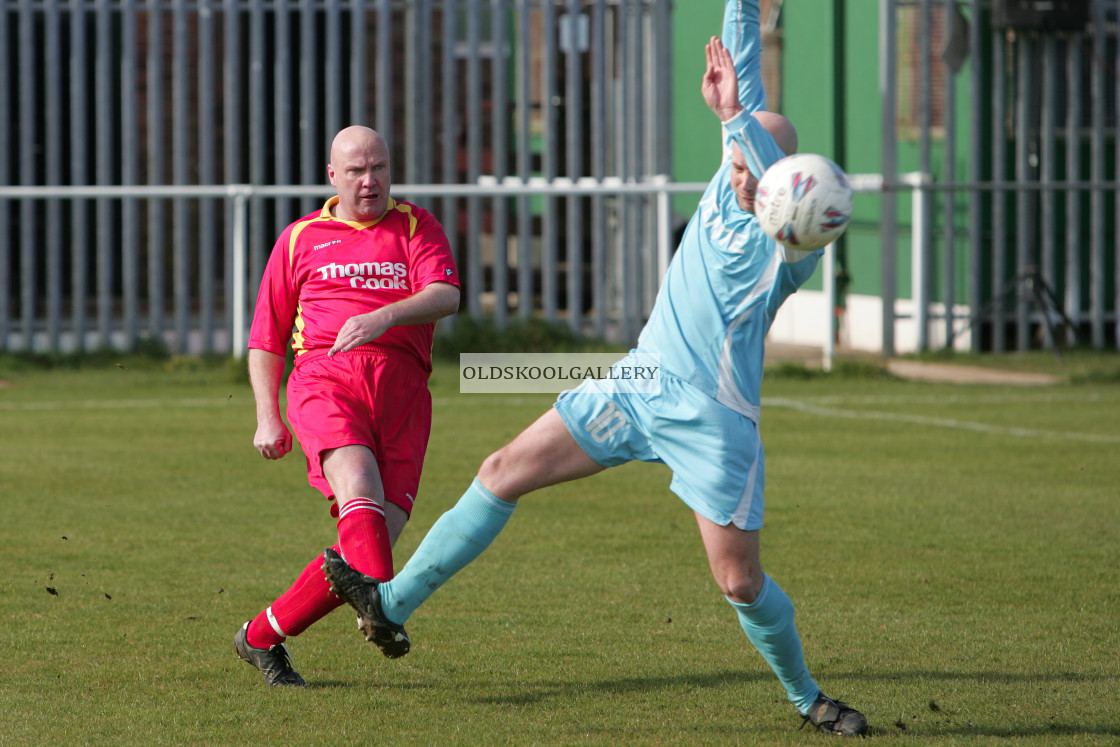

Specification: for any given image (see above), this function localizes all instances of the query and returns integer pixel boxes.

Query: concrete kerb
[763,343,1064,386]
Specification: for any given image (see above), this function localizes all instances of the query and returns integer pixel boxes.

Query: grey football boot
[233,622,307,687]
[321,547,411,659]
[800,693,868,736]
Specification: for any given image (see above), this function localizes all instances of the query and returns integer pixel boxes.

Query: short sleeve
[247,228,300,355]
[405,207,460,292]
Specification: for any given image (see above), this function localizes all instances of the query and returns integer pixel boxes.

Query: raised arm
[704,33,787,181]
[721,0,766,114]
[702,35,745,122]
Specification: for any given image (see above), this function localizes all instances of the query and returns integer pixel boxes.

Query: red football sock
[336,497,394,581]
[245,547,346,648]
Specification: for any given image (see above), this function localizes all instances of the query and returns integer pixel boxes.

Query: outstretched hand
[702,36,743,122]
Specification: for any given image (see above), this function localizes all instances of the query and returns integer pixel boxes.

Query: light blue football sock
[727,574,821,714]
[379,478,516,626]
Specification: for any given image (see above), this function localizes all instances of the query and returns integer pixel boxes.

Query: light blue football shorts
[553,354,766,530]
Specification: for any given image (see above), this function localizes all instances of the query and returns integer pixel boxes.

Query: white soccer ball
[754,153,853,252]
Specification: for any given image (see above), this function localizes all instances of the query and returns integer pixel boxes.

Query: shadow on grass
[461,668,1119,739]
[468,667,1117,706]
[304,679,442,692]
[467,668,772,706]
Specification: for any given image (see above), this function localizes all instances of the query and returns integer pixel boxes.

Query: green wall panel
[670,3,725,224]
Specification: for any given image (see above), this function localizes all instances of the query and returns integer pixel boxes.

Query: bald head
[327,126,391,221]
[330,125,386,166]
[752,111,798,156]
[728,112,799,214]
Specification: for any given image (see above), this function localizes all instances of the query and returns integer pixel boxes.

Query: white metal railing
[0,172,916,363]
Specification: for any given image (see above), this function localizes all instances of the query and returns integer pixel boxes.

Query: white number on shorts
[585,402,627,443]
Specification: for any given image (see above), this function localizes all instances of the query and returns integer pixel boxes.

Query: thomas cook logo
[316,261,409,290]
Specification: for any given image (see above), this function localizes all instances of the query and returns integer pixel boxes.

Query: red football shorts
[285,348,432,516]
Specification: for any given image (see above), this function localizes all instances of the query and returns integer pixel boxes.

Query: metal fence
[5,0,1119,358]
[881,0,1120,355]
[0,0,673,354]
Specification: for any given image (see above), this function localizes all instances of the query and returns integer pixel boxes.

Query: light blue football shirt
[636,0,823,424]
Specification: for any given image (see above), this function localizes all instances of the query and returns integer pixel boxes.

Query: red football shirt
[249,196,459,372]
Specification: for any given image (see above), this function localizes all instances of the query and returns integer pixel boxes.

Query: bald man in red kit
[233,125,460,686]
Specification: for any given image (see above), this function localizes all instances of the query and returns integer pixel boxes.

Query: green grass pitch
[1,357,1117,744]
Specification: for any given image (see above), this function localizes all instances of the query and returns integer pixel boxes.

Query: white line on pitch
[797,391,1116,407]
[765,397,1120,444]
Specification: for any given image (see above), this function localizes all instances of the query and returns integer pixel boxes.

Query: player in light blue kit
[325,0,867,736]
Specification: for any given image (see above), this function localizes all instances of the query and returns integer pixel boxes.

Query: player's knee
[719,569,764,605]
[476,449,515,497]
[476,446,532,502]
[477,448,505,485]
